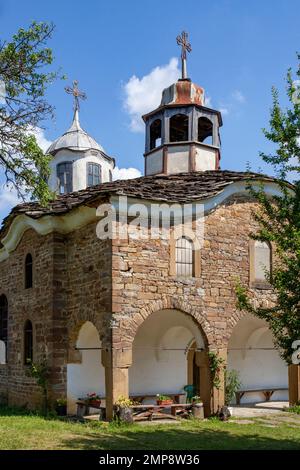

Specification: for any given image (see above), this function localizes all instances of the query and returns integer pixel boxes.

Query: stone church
[0,35,293,419]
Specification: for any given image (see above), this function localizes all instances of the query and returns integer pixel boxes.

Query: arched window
[170,114,189,142]
[57,162,73,194]
[175,237,194,277]
[87,162,102,187]
[252,241,272,284]
[24,320,33,365]
[0,295,8,363]
[198,117,213,144]
[25,253,33,289]
[150,119,162,150]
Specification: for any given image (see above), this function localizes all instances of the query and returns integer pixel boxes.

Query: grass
[0,406,300,450]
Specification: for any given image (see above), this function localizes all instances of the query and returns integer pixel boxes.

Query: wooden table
[131,403,193,421]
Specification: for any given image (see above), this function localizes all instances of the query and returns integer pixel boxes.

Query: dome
[160,79,205,107]
[47,109,105,155]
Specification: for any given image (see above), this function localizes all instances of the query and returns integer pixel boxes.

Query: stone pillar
[102,347,132,421]
[288,365,300,405]
[195,350,212,417]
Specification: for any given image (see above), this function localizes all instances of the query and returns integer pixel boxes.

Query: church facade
[0,36,292,419]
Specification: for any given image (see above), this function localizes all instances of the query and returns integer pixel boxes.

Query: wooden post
[288,364,300,405]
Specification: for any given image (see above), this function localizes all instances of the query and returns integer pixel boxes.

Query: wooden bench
[235,388,288,405]
[76,401,106,419]
[130,393,186,404]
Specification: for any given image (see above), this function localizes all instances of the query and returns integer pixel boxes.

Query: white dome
[47,109,105,155]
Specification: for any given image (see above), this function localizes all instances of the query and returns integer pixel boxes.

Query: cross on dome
[65,80,87,111]
[176,31,192,80]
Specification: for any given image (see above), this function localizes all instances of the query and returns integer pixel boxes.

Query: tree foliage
[236,56,300,364]
[0,21,59,204]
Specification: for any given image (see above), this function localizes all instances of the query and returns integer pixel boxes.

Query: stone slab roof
[0,170,278,238]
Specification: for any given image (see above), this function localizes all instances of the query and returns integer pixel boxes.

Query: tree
[0,21,60,205]
[236,56,300,365]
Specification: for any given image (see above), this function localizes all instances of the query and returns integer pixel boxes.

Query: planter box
[88,400,101,408]
[156,399,173,406]
[55,405,67,416]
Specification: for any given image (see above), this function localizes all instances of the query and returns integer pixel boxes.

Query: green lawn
[0,407,300,450]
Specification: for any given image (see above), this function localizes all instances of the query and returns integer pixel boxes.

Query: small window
[175,237,194,277]
[25,253,33,289]
[24,320,33,365]
[0,295,8,363]
[253,241,272,284]
[170,114,189,142]
[57,162,73,194]
[87,163,101,187]
[150,119,162,150]
[198,117,213,145]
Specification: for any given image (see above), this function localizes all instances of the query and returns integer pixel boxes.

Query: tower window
[0,295,8,363]
[87,163,101,187]
[25,253,33,289]
[252,240,272,284]
[170,114,189,142]
[24,320,33,365]
[57,162,73,194]
[175,236,194,277]
[198,117,213,144]
[150,119,162,150]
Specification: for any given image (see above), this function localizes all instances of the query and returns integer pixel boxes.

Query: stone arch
[125,297,213,349]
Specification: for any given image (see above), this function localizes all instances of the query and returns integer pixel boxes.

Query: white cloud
[27,127,52,152]
[232,90,246,104]
[113,166,142,181]
[219,107,229,116]
[123,58,180,132]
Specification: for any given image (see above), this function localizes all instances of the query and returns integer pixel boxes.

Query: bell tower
[143,32,223,176]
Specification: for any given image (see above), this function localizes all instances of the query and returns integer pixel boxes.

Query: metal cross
[65,80,87,111]
[176,31,192,80]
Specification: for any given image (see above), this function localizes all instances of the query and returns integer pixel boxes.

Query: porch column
[288,365,300,405]
[102,347,132,421]
[211,348,227,414]
[195,350,212,417]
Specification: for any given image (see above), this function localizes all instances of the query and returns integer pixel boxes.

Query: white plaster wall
[67,321,105,414]
[195,146,216,171]
[129,309,205,402]
[146,149,163,175]
[49,149,114,193]
[167,146,189,174]
[228,313,288,404]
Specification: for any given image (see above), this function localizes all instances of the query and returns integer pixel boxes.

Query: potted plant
[114,396,134,424]
[156,394,173,406]
[85,392,102,408]
[191,395,202,404]
[55,398,67,416]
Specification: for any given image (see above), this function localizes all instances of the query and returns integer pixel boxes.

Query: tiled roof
[0,170,278,238]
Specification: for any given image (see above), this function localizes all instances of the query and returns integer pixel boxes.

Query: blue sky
[0,0,299,221]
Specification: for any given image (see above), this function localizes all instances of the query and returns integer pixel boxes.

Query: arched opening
[129,309,208,407]
[150,119,162,150]
[25,253,33,289]
[170,114,189,142]
[67,321,105,414]
[175,236,194,277]
[24,320,33,364]
[198,117,213,145]
[228,313,288,404]
[0,295,8,364]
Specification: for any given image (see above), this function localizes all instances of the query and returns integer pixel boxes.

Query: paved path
[230,401,289,417]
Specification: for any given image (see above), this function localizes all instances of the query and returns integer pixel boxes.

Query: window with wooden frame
[87,162,101,187]
[250,240,272,287]
[175,236,194,277]
[57,162,73,194]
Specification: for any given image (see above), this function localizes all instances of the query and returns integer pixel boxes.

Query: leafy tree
[0,21,59,205]
[26,358,50,415]
[236,56,300,365]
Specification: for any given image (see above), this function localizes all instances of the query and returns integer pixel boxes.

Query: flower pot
[89,399,101,408]
[55,404,67,416]
[156,399,173,406]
